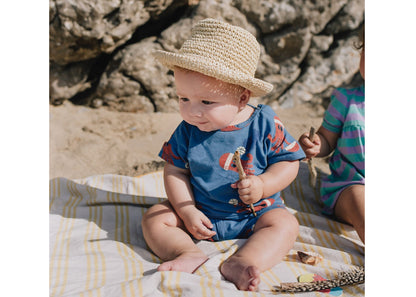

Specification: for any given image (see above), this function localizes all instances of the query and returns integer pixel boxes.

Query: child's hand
[298,132,321,160]
[180,206,216,240]
[231,175,264,205]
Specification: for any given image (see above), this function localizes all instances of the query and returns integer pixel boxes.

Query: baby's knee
[261,208,299,235]
[141,205,155,233]
[275,209,299,239]
[142,201,179,230]
[285,212,299,236]
[142,203,168,228]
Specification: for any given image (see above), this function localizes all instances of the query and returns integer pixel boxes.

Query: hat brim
[153,50,273,97]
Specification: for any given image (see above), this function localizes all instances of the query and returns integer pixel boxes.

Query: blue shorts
[208,198,284,241]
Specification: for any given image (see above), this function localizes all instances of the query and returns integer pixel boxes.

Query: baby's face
[174,68,246,132]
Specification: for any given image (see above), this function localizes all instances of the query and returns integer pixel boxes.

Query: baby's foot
[220,256,261,291]
[158,251,208,273]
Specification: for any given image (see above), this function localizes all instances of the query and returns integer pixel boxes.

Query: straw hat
[153,18,273,97]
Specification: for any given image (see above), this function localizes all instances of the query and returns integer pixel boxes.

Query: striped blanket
[49,162,364,296]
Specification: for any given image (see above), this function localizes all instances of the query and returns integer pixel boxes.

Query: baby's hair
[354,23,365,50]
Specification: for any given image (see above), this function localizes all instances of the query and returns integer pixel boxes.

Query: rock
[95,37,177,112]
[310,35,334,53]
[49,61,92,105]
[264,26,312,71]
[324,0,365,34]
[49,0,183,65]
[300,0,348,34]
[278,35,362,107]
[233,0,298,34]
[49,0,364,111]
[234,0,348,34]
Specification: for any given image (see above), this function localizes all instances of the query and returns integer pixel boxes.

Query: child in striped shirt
[298,26,365,243]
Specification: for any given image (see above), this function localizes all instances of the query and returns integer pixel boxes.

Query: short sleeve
[158,121,190,169]
[322,88,348,134]
[263,107,305,164]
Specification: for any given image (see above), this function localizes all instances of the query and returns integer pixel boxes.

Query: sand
[49,101,330,180]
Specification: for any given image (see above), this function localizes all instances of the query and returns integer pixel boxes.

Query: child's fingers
[196,222,216,239]
[237,179,251,188]
[231,179,250,189]
[199,228,216,238]
[299,134,315,148]
[239,193,251,204]
[201,216,213,229]
[237,187,250,196]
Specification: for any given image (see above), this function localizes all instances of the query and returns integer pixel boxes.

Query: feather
[273,266,364,293]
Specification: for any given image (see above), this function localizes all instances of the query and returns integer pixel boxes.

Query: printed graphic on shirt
[160,142,181,165]
[219,151,255,176]
[268,116,301,154]
[234,198,276,214]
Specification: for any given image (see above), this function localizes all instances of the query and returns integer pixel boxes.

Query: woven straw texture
[153,18,273,97]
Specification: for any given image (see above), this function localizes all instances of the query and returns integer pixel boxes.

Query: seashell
[297,251,322,265]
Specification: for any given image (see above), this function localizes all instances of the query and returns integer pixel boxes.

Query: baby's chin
[196,125,215,132]
[185,120,231,132]
[186,121,215,132]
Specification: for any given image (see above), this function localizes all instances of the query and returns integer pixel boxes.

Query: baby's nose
[189,103,202,117]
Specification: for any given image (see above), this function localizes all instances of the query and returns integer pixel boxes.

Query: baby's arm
[232,160,299,205]
[163,163,216,240]
[298,126,339,160]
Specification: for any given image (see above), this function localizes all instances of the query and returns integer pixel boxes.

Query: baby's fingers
[237,179,251,189]
[237,186,251,197]
[199,228,216,238]
[195,217,215,239]
[195,225,216,239]
[230,179,249,190]
[201,216,213,230]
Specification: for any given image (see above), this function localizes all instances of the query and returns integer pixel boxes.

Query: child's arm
[298,126,339,160]
[163,163,216,240]
[232,160,299,205]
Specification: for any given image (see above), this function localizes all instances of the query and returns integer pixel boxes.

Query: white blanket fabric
[50,163,364,296]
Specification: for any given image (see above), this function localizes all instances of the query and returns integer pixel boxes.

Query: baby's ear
[239,89,251,105]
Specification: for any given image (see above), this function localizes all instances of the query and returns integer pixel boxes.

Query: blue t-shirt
[159,104,305,220]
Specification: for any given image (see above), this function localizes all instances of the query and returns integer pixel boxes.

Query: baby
[142,18,305,291]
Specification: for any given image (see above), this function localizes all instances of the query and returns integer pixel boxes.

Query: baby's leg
[220,208,298,291]
[142,200,207,273]
[334,184,365,243]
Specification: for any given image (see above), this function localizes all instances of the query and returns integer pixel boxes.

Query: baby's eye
[202,100,214,105]
[179,97,189,102]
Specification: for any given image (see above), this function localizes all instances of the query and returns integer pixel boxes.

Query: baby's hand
[231,175,264,205]
[298,132,321,160]
[180,206,216,240]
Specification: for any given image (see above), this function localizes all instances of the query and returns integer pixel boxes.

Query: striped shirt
[320,85,365,215]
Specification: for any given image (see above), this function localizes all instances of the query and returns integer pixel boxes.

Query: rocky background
[50,0,364,111]
[50,0,364,179]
